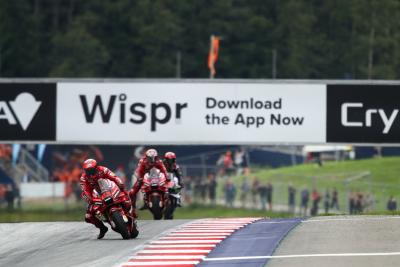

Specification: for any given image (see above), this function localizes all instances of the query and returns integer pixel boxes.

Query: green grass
[170,203,290,219]
[0,203,288,223]
[228,156,400,211]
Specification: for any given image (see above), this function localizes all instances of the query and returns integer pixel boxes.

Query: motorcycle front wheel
[151,196,163,220]
[111,211,130,239]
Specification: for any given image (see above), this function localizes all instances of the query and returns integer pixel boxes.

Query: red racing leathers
[80,166,131,228]
[129,157,168,207]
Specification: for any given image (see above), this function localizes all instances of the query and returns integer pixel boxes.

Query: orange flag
[208,35,220,77]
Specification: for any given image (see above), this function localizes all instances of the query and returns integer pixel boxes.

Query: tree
[50,13,110,77]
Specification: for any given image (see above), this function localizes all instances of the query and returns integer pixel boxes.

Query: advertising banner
[57,83,326,144]
[327,84,400,143]
[0,83,56,141]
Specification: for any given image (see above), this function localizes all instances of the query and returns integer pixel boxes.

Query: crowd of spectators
[216,149,249,178]
[348,191,375,214]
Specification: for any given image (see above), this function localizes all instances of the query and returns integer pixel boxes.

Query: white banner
[57,83,326,144]
[21,182,65,198]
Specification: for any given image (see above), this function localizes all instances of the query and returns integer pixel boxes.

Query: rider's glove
[118,183,126,191]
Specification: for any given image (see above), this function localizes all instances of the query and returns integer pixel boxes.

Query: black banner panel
[327,84,400,143]
[0,83,56,141]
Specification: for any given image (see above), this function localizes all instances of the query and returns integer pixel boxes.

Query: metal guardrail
[17,148,49,182]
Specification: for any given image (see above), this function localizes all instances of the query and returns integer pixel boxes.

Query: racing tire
[164,197,175,220]
[130,220,139,239]
[151,196,163,220]
[111,211,130,240]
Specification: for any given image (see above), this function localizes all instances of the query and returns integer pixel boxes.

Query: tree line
[1,0,400,79]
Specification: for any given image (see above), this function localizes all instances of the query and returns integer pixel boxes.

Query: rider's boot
[97,224,108,239]
[96,222,108,239]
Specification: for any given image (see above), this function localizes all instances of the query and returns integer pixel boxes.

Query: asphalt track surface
[2,216,400,267]
[267,216,400,267]
[0,220,192,267]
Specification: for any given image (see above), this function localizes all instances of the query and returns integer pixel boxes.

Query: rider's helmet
[145,149,158,164]
[164,152,176,167]
[83,158,98,176]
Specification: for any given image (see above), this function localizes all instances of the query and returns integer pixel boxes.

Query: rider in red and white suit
[129,149,169,211]
[80,158,131,239]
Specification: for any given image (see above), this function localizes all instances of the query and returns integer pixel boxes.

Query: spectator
[266,182,273,211]
[324,189,330,214]
[0,184,6,206]
[310,188,321,216]
[240,179,250,208]
[258,183,268,210]
[234,148,245,175]
[224,179,236,207]
[223,150,234,176]
[355,192,364,213]
[208,173,217,206]
[251,177,260,206]
[71,164,82,202]
[300,187,310,216]
[288,184,296,214]
[200,178,208,202]
[349,190,356,214]
[5,184,15,211]
[331,188,339,210]
[387,196,397,211]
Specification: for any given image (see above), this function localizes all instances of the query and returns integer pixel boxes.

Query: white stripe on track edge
[203,252,400,261]
[139,249,211,253]
[122,261,200,266]
[147,245,216,248]
[160,237,224,240]
[165,232,230,237]
[180,227,242,229]
[130,255,205,260]
[173,230,234,232]
[151,240,222,244]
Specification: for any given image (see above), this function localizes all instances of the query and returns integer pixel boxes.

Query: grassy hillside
[230,156,400,211]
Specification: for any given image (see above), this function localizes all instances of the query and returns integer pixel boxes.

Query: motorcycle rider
[80,158,131,239]
[163,152,183,188]
[163,151,184,207]
[129,148,169,212]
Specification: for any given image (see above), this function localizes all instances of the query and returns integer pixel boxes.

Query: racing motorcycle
[141,168,171,220]
[92,178,139,239]
[164,174,182,220]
